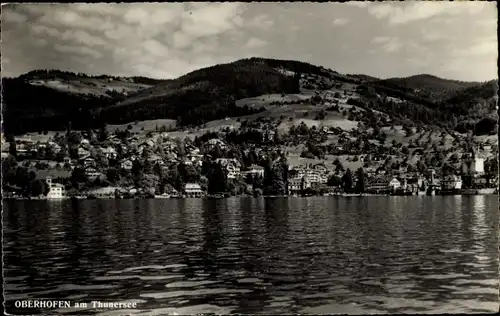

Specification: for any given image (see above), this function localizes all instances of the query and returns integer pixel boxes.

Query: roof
[249,164,264,169]
[185,183,201,189]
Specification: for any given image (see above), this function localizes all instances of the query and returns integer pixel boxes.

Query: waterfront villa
[184,183,204,197]
[366,177,389,193]
[246,164,265,178]
[288,179,303,195]
[441,175,463,190]
[461,152,485,175]
[46,177,65,199]
[389,178,401,191]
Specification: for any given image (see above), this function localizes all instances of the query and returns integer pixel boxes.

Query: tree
[106,168,120,183]
[8,141,17,158]
[138,174,160,194]
[176,139,186,158]
[327,175,342,187]
[342,168,353,192]
[71,167,87,185]
[245,173,254,185]
[165,167,184,191]
[207,162,228,194]
[253,175,264,189]
[355,168,365,193]
[15,167,31,192]
[68,132,83,145]
[131,159,144,178]
[178,163,199,183]
[263,163,286,196]
[30,179,46,196]
[98,124,109,141]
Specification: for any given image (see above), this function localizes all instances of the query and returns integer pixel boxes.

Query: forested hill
[2,58,497,136]
[373,74,483,100]
[98,57,352,126]
[2,70,166,134]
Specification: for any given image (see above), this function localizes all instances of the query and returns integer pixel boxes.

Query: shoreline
[4,192,498,201]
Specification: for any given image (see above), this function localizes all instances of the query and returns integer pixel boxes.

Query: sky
[1,2,498,81]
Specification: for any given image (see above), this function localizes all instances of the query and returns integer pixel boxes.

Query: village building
[288,179,303,195]
[207,138,227,150]
[163,141,177,151]
[216,158,241,179]
[184,183,204,197]
[80,156,96,168]
[246,165,265,178]
[389,178,401,191]
[461,152,485,175]
[101,146,117,159]
[441,175,463,190]
[147,155,164,165]
[88,186,119,198]
[48,142,62,154]
[46,177,65,199]
[366,177,389,193]
[84,166,101,181]
[63,157,73,167]
[121,159,133,170]
[77,146,90,158]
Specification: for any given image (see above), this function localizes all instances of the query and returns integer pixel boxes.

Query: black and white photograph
[1,1,499,315]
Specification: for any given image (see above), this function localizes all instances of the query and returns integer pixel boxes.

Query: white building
[101,146,117,159]
[441,175,463,190]
[207,138,227,150]
[84,167,101,181]
[247,165,265,178]
[462,154,485,175]
[121,159,133,170]
[184,183,204,197]
[389,178,401,190]
[46,177,66,199]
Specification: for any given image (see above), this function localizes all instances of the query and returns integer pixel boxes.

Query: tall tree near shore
[207,162,228,194]
[355,167,365,193]
[342,168,353,192]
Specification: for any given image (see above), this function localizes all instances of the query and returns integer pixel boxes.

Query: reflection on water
[3,196,499,314]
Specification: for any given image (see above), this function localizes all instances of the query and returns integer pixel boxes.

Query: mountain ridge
[2,57,497,136]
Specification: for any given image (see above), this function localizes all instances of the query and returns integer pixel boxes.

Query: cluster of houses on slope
[2,130,497,198]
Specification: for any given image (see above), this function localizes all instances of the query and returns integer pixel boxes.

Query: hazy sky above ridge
[2,2,497,81]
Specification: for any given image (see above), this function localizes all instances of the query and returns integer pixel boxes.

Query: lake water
[3,196,499,314]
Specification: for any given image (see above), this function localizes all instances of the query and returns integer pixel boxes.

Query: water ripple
[3,196,499,314]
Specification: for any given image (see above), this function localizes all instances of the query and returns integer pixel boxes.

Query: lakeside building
[184,183,205,197]
[366,177,390,193]
[246,165,265,178]
[288,179,303,195]
[46,177,65,199]
[389,178,401,191]
[461,152,485,175]
[441,175,463,190]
